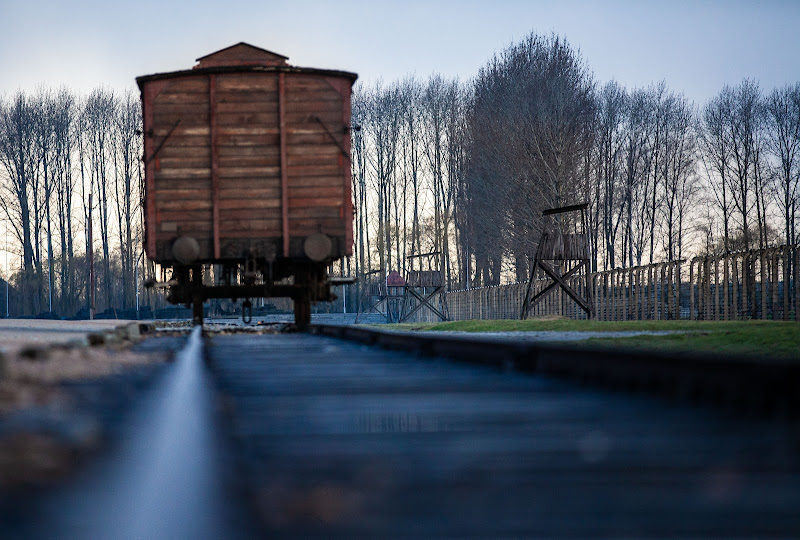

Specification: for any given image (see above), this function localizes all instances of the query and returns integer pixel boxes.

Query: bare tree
[112,90,141,309]
[0,92,38,314]
[765,83,800,245]
[621,88,653,266]
[594,81,627,270]
[350,84,369,307]
[83,88,116,311]
[52,87,78,315]
[364,82,401,281]
[701,86,734,253]
[421,75,462,287]
[660,94,697,261]
[463,33,595,285]
[727,80,763,252]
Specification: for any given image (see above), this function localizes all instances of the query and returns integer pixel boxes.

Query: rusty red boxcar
[137,43,358,325]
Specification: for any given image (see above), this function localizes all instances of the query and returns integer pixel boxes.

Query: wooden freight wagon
[136,43,358,325]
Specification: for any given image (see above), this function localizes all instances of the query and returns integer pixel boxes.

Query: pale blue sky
[1,0,799,105]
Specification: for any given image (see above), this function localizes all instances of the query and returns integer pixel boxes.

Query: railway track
[209,326,799,538]
[6,324,800,538]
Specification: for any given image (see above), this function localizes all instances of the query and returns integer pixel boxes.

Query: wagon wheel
[294,298,311,328]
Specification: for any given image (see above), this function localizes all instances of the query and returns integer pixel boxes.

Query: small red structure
[386,270,406,297]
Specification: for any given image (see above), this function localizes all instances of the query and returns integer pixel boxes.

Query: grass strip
[373,319,800,362]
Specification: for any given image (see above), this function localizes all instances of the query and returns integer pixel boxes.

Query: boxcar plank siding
[215,134,276,147]
[152,126,210,138]
[289,207,342,219]
[158,146,211,159]
[154,167,210,179]
[140,54,355,263]
[288,196,344,208]
[216,91,279,103]
[218,208,280,219]
[219,187,282,199]
[156,157,212,169]
[286,111,342,124]
[217,75,278,92]
[285,100,342,114]
[287,144,341,156]
[218,230,281,239]
[154,135,209,148]
[156,220,212,231]
[290,218,346,231]
[285,77,337,92]
[218,166,281,178]
[220,219,282,232]
[157,211,212,222]
[288,164,344,177]
[154,178,211,189]
[154,188,212,200]
[159,200,212,211]
[286,133,336,145]
[287,154,343,167]
[160,78,209,93]
[217,178,281,189]
[216,102,279,114]
[289,186,344,198]
[154,111,210,125]
[215,177,281,187]
[216,127,279,137]
[155,92,209,104]
[218,199,282,210]
[159,222,213,234]
[287,90,344,103]
[217,113,278,126]
[217,145,280,157]
[154,183,211,194]
[285,176,345,189]
[218,156,280,168]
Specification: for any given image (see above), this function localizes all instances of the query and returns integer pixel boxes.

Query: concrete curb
[309,324,800,419]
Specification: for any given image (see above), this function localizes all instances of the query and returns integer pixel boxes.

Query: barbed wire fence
[400,245,799,323]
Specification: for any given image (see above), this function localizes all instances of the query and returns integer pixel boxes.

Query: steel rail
[24,327,256,539]
[308,324,800,418]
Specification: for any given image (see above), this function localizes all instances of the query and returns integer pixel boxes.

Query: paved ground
[0,319,141,353]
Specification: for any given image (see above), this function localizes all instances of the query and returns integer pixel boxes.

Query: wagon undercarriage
[158,258,339,326]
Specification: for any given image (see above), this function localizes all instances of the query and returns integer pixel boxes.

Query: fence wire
[401,245,799,323]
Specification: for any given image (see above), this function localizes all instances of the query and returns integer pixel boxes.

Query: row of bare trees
[702,80,800,254]
[350,75,467,294]
[349,33,800,309]
[2,33,798,317]
[0,86,148,317]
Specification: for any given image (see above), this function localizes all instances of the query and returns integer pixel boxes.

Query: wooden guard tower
[520,203,594,319]
[356,269,406,323]
[400,251,449,322]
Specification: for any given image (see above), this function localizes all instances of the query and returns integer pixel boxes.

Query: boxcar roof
[136,42,357,89]
[195,42,288,65]
[136,64,358,89]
